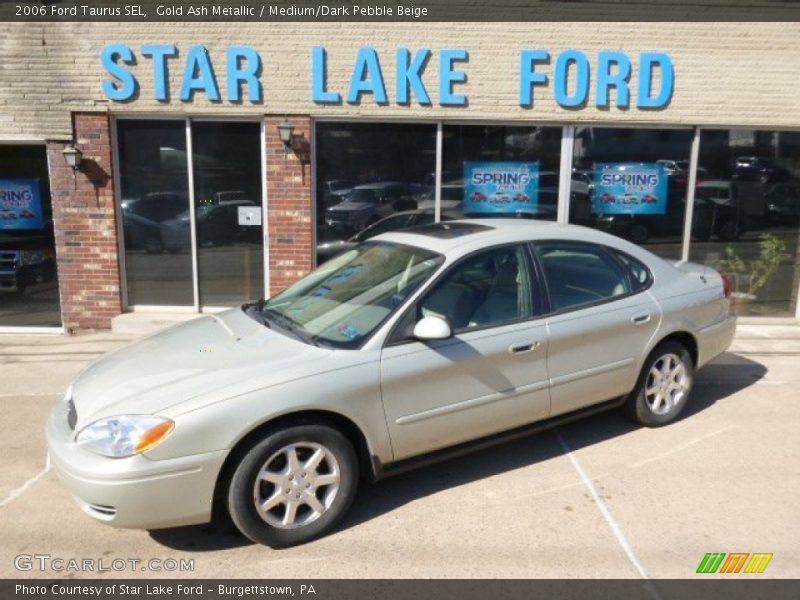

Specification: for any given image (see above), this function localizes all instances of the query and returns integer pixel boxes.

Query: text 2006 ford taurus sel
[47,220,736,547]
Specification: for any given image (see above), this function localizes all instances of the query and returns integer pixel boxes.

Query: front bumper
[46,399,228,530]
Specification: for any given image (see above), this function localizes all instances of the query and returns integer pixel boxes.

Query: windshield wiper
[261,308,318,346]
[241,300,270,327]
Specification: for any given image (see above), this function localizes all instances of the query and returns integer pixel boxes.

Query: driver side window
[418,245,534,332]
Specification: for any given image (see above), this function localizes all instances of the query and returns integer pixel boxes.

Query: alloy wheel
[644,353,690,415]
[252,442,341,530]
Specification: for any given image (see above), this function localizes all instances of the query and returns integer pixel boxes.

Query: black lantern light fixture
[276,119,295,156]
[62,145,83,171]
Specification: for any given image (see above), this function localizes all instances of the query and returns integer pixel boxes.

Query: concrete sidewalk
[0,324,798,578]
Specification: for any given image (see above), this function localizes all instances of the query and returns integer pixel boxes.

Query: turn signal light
[134,420,175,454]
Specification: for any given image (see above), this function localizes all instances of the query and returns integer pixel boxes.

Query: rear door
[535,241,660,417]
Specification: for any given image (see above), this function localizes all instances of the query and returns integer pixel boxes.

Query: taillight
[719,271,732,299]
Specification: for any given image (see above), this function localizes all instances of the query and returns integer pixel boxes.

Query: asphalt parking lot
[1,324,798,579]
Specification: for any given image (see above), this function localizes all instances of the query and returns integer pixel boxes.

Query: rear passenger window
[536,242,631,312]
[613,251,652,291]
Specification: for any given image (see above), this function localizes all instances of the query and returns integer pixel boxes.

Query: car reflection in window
[253,242,443,348]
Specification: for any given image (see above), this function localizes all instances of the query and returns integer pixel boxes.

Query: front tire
[227,424,358,548]
[625,341,694,427]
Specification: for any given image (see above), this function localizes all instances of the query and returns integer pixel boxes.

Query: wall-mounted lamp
[277,119,295,157]
[62,145,83,171]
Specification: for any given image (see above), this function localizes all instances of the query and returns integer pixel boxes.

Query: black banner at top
[2,0,800,22]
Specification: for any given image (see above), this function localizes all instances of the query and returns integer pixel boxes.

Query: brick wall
[47,112,122,331]
[265,116,314,295]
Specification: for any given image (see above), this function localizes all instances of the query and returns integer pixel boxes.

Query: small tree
[719,234,786,297]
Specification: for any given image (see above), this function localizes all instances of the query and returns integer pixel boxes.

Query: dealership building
[1,16,799,332]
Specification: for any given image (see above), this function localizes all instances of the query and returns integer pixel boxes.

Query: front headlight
[76,415,174,458]
[19,250,47,266]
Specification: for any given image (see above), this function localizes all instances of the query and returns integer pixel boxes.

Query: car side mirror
[413,316,452,340]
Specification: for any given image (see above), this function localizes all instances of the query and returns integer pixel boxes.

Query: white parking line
[0,454,51,508]
[0,392,62,398]
[556,431,651,580]
[629,426,736,469]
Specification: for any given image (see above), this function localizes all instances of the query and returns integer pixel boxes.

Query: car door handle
[631,314,652,325]
[509,341,541,355]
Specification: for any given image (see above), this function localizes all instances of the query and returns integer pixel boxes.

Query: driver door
[379,244,551,461]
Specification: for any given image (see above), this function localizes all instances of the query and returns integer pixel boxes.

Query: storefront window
[192,122,264,306]
[442,125,561,221]
[689,130,800,316]
[315,123,436,264]
[569,127,693,260]
[0,145,60,327]
[117,120,193,306]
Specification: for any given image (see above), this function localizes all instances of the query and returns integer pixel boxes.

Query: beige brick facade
[2,19,799,329]
[1,22,799,140]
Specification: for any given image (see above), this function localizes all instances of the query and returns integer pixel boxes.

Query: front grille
[87,503,116,516]
[0,251,18,273]
[82,502,117,521]
[66,398,77,430]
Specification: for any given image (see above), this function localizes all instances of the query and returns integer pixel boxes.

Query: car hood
[70,308,332,427]
[328,200,374,213]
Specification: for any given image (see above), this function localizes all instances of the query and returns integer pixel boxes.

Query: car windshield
[353,213,417,241]
[346,188,382,203]
[252,242,443,348]
[695,186,730,202]
[330,180,354,191]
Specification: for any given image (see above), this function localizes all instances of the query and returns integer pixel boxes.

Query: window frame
[531,239,652,317]
[384,241,545,347]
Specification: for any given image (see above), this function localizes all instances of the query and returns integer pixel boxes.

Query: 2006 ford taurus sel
[47,220,736,547]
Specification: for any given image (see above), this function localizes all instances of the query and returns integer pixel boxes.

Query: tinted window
[613,250,652,291]
[568,127,693,261]
[419,245,533,331]
[442,125,562,221]
[316,123,436,265]
[690,129,800,317]
[191,121,263,307]
[117,120,193,306]
[537,242,631,311]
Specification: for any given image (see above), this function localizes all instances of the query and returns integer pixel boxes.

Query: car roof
[352,181,403,190]
[373,218,647,257]
[697,180,732,187]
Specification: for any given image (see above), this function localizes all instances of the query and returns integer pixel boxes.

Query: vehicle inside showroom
[0,19,799,332]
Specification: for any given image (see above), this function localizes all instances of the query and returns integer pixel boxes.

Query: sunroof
[405,222,493,239]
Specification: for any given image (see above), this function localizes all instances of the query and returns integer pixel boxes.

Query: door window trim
[532,239,653,318]
[384,241,544,347]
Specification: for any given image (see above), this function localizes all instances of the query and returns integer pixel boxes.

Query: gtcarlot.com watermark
[14,554,194,573]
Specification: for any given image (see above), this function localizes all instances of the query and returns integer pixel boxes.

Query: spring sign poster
[464,162,540,215]
[592,163,668,215]
[0,179,44,230]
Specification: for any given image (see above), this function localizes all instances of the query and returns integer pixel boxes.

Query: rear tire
[625,341,694,427]
[227,424,358,548]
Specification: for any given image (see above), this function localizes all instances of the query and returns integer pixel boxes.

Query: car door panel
[381,320,550,461]
[379,243,550,461]
[535,241,661,417]
[545,293,660,417]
